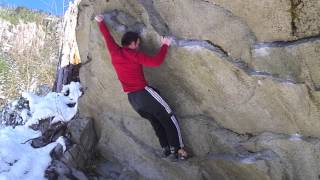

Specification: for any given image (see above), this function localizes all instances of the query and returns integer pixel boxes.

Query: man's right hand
[95,15,104,22]
[161,36,172,46]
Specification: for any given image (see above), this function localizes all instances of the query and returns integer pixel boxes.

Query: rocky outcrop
[74,0,320,179]
[45,116,97,180]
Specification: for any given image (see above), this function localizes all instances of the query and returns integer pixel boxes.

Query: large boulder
[75,0,320,179]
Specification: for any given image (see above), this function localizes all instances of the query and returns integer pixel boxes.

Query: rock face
[75,0,320,179]
[208,0,320,41]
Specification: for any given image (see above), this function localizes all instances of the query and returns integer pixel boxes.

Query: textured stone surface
[65,116,98,169]
[149,0,256,62]
[91,159,143,180]
[252,37,320,90]
[291,0,320,37]
[207,0,292,41]
[206,0,320,41]
[45,115,98,179]
[243,132,320,180]
[75,0,320,179]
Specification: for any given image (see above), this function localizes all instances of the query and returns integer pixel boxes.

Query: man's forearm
[136,44,169,67]
[98,21,119,52]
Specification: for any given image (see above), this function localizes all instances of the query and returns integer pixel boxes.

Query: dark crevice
[254,34,320,49]
[205,40,229,56]
[81,54,92,66]
[305,84,320,109]
[173,38,229,59]
[289,0,304,36]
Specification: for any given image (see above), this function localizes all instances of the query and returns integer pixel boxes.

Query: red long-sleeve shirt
[98,21,169,93]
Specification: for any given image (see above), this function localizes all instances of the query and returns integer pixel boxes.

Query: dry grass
[0,7,44,25]
[0,8,60,101]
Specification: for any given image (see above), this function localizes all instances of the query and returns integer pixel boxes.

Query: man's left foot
[177,149,189,160]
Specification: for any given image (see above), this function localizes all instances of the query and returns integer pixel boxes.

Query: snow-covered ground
[0,82,82,180]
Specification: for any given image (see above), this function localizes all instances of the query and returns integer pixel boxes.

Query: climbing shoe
[162,146,171,157]
[177,149,189,161]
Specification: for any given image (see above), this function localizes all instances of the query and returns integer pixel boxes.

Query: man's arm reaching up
[95,15,120,53]
[135,37,172,67]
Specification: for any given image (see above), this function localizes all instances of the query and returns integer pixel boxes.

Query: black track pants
[128,86,184,150]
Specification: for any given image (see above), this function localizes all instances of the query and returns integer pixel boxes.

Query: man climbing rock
[95,14,188,160]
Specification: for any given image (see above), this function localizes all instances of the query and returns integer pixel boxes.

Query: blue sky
[0,0,73,15]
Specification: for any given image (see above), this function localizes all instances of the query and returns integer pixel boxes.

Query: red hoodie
[98,21,169,93]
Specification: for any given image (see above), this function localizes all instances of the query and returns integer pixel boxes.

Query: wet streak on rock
[207,149,279,163]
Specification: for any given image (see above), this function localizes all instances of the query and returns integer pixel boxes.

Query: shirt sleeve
[98,21,120,53]
[135,45,169,67]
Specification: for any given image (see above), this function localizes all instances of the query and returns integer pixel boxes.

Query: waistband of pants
[127,86,148,96]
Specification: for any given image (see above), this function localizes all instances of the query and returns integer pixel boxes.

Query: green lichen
[0,7,44,25]
[0,57,9,75]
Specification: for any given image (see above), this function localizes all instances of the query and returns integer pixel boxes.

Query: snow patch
[240,155,257,164]
[0,126,56,179]
[0,82,83,179]
[20,109,30,124]
[22,82,82,126]
[183,45,203,51]
[56,136,66,152]
[254,47,270,57]
[289,133,303,141]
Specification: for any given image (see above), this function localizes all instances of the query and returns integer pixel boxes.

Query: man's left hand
[161,36,172,46]
[95,14,104,22]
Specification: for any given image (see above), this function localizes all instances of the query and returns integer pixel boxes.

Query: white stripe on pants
[144,86,184,148]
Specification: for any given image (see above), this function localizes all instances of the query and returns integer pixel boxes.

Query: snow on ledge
[0,126,68,179]
[0,82,82,179]
[0,126,51,179]
[22,81,82,126]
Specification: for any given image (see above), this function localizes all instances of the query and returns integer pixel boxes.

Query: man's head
[121,31,140,50]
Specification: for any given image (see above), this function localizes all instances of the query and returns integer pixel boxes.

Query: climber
[95,14,188,160]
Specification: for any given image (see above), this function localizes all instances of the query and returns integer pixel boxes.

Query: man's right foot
[162,146,171,157]
[163,147,189,161]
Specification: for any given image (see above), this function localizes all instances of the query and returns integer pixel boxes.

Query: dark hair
[121,31,140,46]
